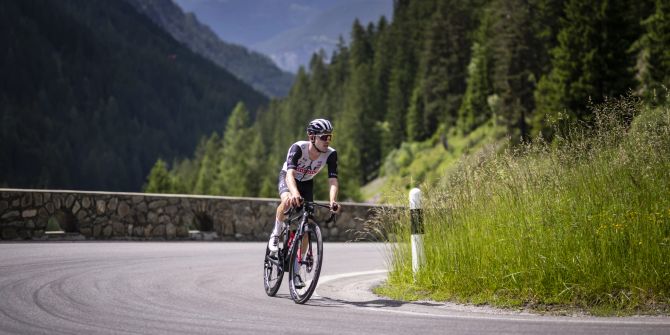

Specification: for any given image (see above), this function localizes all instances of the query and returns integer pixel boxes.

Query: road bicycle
[263,201,337,304]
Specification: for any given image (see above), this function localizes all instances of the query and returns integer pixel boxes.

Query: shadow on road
[307,296,443,309]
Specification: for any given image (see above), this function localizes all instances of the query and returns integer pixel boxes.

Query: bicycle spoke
[263,246,284,296]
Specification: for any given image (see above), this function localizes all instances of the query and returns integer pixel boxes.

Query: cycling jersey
[282,141,338,182]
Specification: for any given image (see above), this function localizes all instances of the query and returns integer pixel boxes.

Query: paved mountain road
[0,242,667,334]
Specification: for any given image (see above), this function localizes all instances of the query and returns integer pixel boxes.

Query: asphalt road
[0,242,668,334]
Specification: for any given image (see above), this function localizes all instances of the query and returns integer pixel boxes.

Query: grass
[364,119,505,203]
[371,96,670,315]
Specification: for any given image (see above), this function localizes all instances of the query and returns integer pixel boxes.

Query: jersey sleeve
[285,144,302,170]
[326,150,338,178]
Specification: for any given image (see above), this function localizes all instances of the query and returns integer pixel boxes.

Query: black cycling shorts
[278,170,314,202]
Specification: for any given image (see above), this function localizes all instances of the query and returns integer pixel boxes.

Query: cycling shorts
[278,170,314,202]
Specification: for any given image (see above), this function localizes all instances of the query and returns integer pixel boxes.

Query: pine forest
[147,0,669,202]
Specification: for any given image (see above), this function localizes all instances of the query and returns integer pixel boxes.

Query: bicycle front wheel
[288,224,323,304]
[263,245,284,296]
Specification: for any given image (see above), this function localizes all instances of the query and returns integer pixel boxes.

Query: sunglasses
[317,134,333,141]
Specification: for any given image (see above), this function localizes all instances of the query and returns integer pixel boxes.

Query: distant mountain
[173,0,393,73]
[126,0,294,97]
[254,0,393,72]
[0,0,267,191]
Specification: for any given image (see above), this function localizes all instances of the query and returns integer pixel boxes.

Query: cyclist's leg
[276,170,293,223]
[297,180,314,259]
[269,171,291,251]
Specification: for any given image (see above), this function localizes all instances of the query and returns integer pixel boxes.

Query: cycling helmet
[306,118,333,134]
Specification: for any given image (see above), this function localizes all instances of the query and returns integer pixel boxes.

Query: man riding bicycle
[268,118,340,256]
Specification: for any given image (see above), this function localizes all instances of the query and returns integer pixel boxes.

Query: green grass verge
[372,97,670,315]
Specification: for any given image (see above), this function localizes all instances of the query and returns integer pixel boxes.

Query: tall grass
[375,96,670,314]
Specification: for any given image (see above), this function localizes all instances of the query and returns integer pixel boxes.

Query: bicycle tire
[264,228,288,296]
[263,245,283,296]
[288,223,323,304]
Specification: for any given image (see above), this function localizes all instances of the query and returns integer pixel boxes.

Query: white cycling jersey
[281,141,338,182]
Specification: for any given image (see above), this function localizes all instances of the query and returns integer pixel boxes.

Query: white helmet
[306,118,333,134]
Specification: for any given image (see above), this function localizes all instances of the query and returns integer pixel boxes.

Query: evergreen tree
[332,20,374,199]
[308,51,331,119]
[419,0,473,134]
[193,133,221,195]
[349,20,381,182]
[633,0,670,103]
[280,68,312,143]
[407,85,427,141]
[384,49,412,152]
[530,0,565,75]
[216,102,253,196]
[144,159,174,193]
[372,16,393,148]
[534,0,639,136]
[458,13,493,134]
[383,2,417,153]
[245,128,268,197]
[254,102,285,198]
[488,0,543,143]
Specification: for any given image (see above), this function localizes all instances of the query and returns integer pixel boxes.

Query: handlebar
[282,199,339,223]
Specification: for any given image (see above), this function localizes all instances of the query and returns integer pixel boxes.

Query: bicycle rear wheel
[263,244,284,296]
[288,224,323,304]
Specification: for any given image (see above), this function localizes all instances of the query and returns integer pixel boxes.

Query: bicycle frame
[278,202,331,271]
[264,201,336,302]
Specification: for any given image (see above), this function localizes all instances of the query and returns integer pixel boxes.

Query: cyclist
[267,119,340,258]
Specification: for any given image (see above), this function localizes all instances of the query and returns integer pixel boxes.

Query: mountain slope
[0,0,267,191]
[127,0,294,97]
[253,0,393,72]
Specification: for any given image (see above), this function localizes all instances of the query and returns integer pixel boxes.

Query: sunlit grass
[374,97,670,315]
[371,119,505,203]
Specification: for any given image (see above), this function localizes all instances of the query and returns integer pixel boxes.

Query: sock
[271,219,282,236]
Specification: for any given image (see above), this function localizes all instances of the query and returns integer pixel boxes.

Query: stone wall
[0,189,380,241]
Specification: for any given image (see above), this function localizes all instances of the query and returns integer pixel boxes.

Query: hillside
[0,0,267,191]
[127,0,294,97]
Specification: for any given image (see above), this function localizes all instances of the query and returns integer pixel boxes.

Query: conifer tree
[488,0,542,143]
[245,129,268,197]
[458,10,493,134]
[216,102,253,196]
[384,43,412,152]
[534,0,638,136]
[633,0,670,103]
[193,133,221,195]
[407,85,427,141]
[254,102,285,198]
[419,0,473,134]
[144,159,174,193]
[308,51,331,119]
[334,20,374,199]
[281,68,312,142]
[372,16,393,145]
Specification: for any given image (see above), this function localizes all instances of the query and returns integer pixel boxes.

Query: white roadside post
[409,188,424,275]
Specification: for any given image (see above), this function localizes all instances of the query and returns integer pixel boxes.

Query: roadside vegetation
[372,96,670,315]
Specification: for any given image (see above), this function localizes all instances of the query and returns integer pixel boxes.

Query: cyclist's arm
[328,177,340,212]
[326,151,339,211]
[286,169,300,197]
[286,169,302,206]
